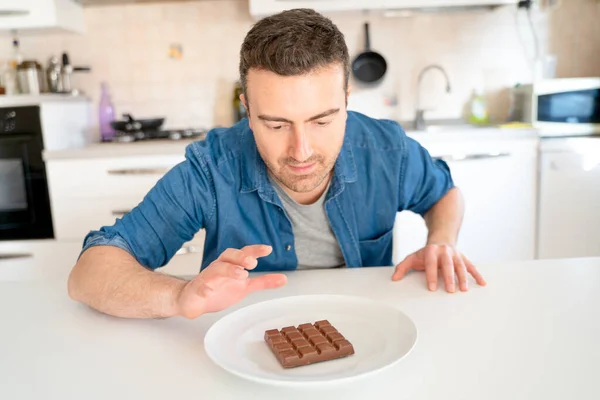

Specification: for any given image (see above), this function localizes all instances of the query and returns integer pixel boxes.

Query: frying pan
[352,23,387,85]
[110,113,165,132]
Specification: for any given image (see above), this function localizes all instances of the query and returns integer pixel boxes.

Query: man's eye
[271,125,283,130]
[316,121,331,127]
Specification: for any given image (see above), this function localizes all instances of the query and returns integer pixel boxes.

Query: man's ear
[240,93,252,128]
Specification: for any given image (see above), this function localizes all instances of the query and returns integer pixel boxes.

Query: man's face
[242,64,348,194]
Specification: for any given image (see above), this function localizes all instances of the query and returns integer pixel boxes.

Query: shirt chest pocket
[358,228,394,267]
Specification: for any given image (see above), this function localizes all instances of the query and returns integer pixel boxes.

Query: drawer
[46,155,186,200]
[52,197,206,248]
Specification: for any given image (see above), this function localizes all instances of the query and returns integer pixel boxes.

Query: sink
[397,119,484,133]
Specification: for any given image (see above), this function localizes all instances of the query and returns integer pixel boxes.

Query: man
[68,9,486,320]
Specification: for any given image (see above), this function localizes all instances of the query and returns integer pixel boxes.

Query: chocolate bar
[264,320,355,368]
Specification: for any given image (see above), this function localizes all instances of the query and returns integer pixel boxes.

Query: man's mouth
[287,162,316,174]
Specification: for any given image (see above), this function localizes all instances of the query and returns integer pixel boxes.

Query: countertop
[43,139,198,161]
[0,93,90,107]
[1,243,598,400]
[43,126,539,161]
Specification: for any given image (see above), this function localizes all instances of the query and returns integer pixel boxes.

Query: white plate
[204,294,418,386]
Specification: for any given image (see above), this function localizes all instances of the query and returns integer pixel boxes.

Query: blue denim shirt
[82,112,453,272]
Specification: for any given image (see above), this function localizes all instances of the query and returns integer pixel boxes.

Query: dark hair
[239,8,350,99]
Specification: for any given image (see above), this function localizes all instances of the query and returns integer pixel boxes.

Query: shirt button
[285,245,292,251]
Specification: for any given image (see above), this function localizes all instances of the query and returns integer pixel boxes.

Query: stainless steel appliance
[511,77,600,136]
[0,106,54,240]
[532,78,600,259]
[46,56,62,93]
[16,60,46,94]
[111,125,207,143]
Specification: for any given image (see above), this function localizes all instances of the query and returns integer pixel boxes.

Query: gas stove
[112,128,208,143]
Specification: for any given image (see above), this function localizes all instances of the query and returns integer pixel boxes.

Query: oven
[0,106,54,240]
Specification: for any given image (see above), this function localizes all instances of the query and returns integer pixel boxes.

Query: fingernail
[428,282,436,291]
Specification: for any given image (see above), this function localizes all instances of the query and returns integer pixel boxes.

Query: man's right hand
[175,245,287,319]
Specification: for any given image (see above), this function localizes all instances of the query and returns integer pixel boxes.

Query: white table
[1,243,599,400]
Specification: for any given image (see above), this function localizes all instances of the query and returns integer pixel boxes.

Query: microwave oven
[511,78,600,137]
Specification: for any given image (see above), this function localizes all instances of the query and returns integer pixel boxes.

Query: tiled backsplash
[0,0,598,133]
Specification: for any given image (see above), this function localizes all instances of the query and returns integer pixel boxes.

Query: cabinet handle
[112,210,132,217]
[0,10,30,16]
[0,253,33,260]
[435,152,511,162]
[107,168,169,175]
[175,245,202,256]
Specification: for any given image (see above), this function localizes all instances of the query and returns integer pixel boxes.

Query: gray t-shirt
[269,176,346,270]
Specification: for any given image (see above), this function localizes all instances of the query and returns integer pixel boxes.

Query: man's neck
[272,171,333,205]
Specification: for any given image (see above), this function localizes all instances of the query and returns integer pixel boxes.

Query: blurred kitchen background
[1,0,599,126]
[0,0,599,277]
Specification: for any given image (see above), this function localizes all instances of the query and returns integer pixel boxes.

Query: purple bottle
[99,82,116,142]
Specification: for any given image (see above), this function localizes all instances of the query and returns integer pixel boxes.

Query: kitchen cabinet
[46,154,205,257]
[0,0,84,33]
[249,0,519,17]
[538,137,600,259]
[393,132,538,265]
[0,240,66,281]
[0,240,204,281]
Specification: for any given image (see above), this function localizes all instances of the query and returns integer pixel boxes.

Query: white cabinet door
[0,0,84,33]
[538,140,600,259]
[46,155,185,200]
[0,240,77,281]
[393,135,538,265]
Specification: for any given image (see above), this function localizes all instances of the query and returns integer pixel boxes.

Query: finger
[464,255,487,286]
[441,248,455,293]
[239,244,273,259]
[246,273,287,293]
[218,246,270,270]
[211,262,249,280]
[453,255,468,292]
[424,246,438,291]
[392,253,418,281]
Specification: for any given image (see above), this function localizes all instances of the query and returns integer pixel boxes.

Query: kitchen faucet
[414,64,452,131]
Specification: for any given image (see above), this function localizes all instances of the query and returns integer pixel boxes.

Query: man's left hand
[391,243,486,293]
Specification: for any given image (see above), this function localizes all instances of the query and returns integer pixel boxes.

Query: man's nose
[290,126,313,162]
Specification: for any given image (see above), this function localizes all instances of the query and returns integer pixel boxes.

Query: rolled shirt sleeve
[398,135,455,216]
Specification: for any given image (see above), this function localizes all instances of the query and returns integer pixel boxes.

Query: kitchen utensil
[110,113,165,132]
[17,60,46,94]
[61,53,73,93]
[204,294,418,387]
[352,23,387,85]
[60,52,91,94]
[46,56,63,93]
